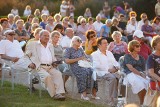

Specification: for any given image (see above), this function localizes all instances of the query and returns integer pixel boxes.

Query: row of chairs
[1,57,131,105]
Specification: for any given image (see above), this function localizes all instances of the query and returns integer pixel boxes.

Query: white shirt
[11,9,19,16]
[0,40,24,58]
[93,21,103,32]
[39,42,53,64]
[60,4,68,13]
[23,9,31,17]
[91,49,119,77]
[41,10,49,16]
[60,36,72,48]
[126,23,138,35]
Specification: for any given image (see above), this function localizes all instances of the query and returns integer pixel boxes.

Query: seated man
[24,30,65,100]
[91,37,120,106]
[0,29,24,64]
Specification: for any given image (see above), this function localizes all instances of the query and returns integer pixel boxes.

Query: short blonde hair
[50,31,61,38]
[128,40,140,52]
[16,19,24,25]
[54,13,62,21]
[33,28,43,37]
[151,35,160,50]
[80,18,86,24]
[111,31,122,40]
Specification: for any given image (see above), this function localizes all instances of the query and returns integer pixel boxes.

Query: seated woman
[64,36,99,101]
[123,40,149,105]
[85,30,98,55]
[108,31,128,61]
[147,35,160,90]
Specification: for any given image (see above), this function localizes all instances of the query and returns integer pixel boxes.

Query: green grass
[0,81,105,107]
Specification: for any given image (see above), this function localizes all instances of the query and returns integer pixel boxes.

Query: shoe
[54,94,65,101]
[91,95,100,100]
[28,86,36,92]
[81,94,90,101]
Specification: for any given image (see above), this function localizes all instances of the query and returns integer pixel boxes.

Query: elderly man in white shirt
[91,37,120,106]
[0,29,24,64]
[24,30,65,100]
[93,16,103,37]
[60,28,74,49]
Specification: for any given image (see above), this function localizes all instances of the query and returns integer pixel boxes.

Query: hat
[133,30,144,38]
[4,29,15,35]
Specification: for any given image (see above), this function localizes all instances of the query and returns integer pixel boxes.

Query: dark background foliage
[0,0,157,20]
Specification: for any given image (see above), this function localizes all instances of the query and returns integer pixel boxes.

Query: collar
[38,40,50,48]
[97,49,107,55]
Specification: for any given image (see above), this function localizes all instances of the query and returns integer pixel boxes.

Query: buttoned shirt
[38,41,52,64]
[91,49,119,76]
[60,35,72,48]
[0,40,24,58]
[93,21,103,33]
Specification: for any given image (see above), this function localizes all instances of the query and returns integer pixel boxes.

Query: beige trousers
[38,66,65,97]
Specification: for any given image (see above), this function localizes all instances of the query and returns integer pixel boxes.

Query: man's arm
[0,54,19,62]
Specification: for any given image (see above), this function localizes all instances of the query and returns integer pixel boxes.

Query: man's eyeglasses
[77,39,82,43]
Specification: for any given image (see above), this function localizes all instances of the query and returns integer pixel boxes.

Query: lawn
[0,81,105,107]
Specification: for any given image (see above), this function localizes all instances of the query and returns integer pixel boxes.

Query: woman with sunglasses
[123,40,148,105]
[64,36,98,101]
[85,30,98,55]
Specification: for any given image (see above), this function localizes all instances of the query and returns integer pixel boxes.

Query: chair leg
[11,68,15,90]
[1,68,5,88]
[71,76,75,98]
[29,74,33,95]
[124,84,128,104]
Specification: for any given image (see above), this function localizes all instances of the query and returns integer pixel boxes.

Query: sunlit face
[133,44,141,52]
[52,34,60,44]
[40,31,50,44]
[73,39,82,47]
[17,21,24,29]
[89,33,97,42]
[155,42,160,51]
[113,34,121,42]
[98,39,108,50]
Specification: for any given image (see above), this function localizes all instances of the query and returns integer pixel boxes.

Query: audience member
[45,16,55,32]
[40,14,48,29]
[34,9,41,17]
[60,0,69,17]
[152,16,160,35]
[100,19,112,38]
[93,16,103,37]
[23,5,32,17]
[41,6,50,16]
[7,14,14,29]
[87,17,95,31]
[11,6,19,16]
[84,8,92,18]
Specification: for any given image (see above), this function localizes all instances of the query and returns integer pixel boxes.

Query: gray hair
[8,14,14,18]
[111,31,122,40]
[65,28,73,34]
[39,30,50,37]
[50,31,61,38]
[70,36,81,47]
[105,19,112,24]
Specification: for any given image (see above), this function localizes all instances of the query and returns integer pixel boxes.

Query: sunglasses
[77,39,82,43]
[135,45,141,48]
[8,33,15,36]
[90,35,96,39]
[81,21,86,23]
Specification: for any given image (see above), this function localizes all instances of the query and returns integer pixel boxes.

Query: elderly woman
[85,30,98,55]
[64,36,98,101]
[77,18,88,46]
[45,16,55,32]
[123,40,148,105]
[108,31,128,61]
[147,35,160,90]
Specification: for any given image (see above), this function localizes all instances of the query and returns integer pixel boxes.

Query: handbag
[143,82,160,107]
[78,60,92,68]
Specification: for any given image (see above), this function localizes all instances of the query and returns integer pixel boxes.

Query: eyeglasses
[90,35,96,39]
[8,33,15,36]
[135,45,141,48]
[77,39,82,43]
[81,21,86,23]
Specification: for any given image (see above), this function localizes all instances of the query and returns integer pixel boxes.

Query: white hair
[39,30,50,37]
[70,36,81,47]
[8,13,14,18]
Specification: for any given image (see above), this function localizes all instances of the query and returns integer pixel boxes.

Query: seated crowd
[0,4,160,107]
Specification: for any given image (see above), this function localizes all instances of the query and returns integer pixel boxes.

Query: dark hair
[153,16,160,23]
[143,18,148,23]
[88,17,93,22]
[53,24,64,30]
[86,30,96,40]
[27,15,34,22]
[97,37,107,45]
[0,18,8,24]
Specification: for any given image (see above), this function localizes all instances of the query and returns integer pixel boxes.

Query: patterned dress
[64,47,97,93]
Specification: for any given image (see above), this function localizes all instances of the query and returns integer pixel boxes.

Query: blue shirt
[100,24,110,37]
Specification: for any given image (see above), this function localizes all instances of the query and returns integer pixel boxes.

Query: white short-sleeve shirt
[0,40,24,58]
